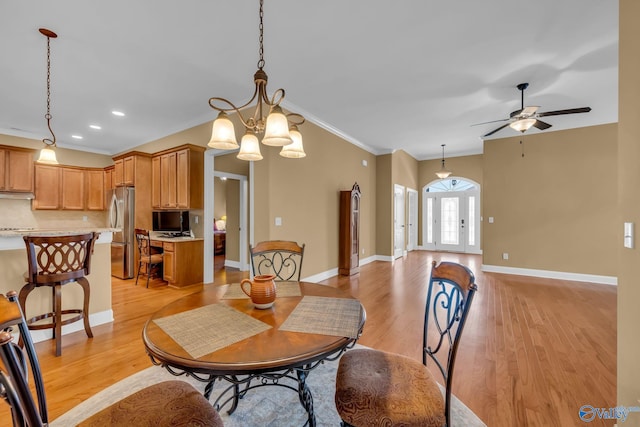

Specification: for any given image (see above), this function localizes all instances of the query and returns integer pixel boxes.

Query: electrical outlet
[82,215,88,222]
[194,215,199,224]
[502,253,509,260]
[361,248,365,255]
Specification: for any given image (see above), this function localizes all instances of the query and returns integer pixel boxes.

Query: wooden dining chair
[135,228,164,288]
[334,261,478,427]
[0,291,224,427]
[249,240,305,281]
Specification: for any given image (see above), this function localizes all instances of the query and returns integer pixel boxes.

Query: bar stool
[18,232,98,356]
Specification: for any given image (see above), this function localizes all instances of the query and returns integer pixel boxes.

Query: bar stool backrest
[24,233,97,285]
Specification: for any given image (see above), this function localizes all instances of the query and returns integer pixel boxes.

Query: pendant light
[435,144,452,179]
[37,28,59,165]
[207,0,305,160]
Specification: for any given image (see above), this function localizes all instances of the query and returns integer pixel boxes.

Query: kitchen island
[0,228,114,343]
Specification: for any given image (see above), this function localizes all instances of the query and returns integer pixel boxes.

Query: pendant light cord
[43,33,56,146]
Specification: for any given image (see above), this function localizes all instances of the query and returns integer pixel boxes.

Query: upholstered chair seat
[78,380,224,427]
[336,348,445,427]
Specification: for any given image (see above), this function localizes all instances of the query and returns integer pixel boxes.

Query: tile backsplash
[0,199,108,229]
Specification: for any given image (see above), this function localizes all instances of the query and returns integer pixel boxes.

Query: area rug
[51,346,486,427]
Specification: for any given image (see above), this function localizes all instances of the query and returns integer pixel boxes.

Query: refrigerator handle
[109,192,118,228]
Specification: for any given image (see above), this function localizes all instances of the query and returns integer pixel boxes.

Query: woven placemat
[222,281,302,299]
[153,303,272,358]
[279,296,362,338]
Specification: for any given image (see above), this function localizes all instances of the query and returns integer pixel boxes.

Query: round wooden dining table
[142,281,366,427]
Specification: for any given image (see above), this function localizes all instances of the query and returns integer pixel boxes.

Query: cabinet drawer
[163,242,175,252]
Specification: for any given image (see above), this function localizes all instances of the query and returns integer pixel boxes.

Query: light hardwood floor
[2,251,616,427]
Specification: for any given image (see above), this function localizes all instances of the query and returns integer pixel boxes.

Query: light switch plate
[275,217,282,226]
[624,222,634,249]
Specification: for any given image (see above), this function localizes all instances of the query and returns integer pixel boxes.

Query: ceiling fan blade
[471,118,510,127]
[532,120,552,130]
[537,107,592,117]
[483,123,511,138]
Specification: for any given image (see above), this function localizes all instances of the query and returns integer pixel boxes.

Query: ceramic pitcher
[240,274,277,309]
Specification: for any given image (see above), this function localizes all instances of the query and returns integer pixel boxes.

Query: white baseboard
[30,309,114,343]
[224,259,241,269]
[481,264,618,286]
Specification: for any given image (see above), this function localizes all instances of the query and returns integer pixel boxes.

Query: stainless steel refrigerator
[109,186,135,279]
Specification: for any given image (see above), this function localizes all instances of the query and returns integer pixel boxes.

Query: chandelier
[435,144,452,179]
[37,28,59,165]
[207,0,306,160]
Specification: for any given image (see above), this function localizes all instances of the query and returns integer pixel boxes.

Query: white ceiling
[0,1,618,160]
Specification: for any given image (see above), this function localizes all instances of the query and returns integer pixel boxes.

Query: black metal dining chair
[0,290,224,427]
[335,260,478,427]
[249,240,305,281]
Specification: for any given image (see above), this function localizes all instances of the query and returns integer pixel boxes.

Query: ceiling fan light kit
[476,82,592,138]
[207,0,305,161]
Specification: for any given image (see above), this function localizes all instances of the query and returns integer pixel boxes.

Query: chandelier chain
[257,0,265,69]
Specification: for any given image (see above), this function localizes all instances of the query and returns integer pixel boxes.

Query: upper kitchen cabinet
[112,152,151,187]
[32,164,106,210]
[152,145,204,210]
[0,145,34,194]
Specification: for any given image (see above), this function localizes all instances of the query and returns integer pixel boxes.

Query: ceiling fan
[474,82,591,138]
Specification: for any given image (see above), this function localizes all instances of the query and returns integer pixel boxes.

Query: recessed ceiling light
[112,110,125,117]
[89,124,101,130]
[71,135,83,140]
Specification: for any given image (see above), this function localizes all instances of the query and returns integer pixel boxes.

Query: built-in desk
[150,237,204,288]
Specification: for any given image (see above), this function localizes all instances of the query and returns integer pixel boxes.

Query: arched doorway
[422,177,481,254]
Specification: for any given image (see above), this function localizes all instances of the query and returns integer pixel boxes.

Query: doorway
[422,177,481,254]
[394,184,405,259]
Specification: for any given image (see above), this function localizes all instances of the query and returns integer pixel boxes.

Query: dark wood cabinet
[339,183,361,276]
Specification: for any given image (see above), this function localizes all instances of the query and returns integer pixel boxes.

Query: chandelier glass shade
[36,28,59,165]
[509,118,536,133]
[435,144,452,179]
[207,0,305,160]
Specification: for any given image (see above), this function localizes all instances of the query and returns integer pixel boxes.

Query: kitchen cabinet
[112,152,150,187]
[160,151,177,208]
[0,145,34,194]
[339,182,361,276]
[152,145,204,210]
[151,156,161,209]
[104,166,115,192]
[33,165,61,209]
[61,167,85,210]
[150,239,203,287]
[33,165,106,210]
[85,169,105,211]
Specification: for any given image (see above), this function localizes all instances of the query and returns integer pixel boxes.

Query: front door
[423,178,481,254]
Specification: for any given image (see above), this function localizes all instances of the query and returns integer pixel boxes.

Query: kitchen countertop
[0,228,115,250]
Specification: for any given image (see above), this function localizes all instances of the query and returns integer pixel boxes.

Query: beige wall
[375,154,392,256]
[253,119,377,276]
[618,0,640,418]
[482,124,617,276]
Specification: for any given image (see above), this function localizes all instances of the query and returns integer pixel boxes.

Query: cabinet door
[176,149,189,208]
[151,156,161,209]
[160,152,177,208]
[123,156,135,185]
[114,159,124,186]
[104,167,114,193]
[7,150,34,192]
[61,168,85,210]
[163,248,175,282]
[85,169,105,210]
[33,165,61,209]
[0,150,5,190]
